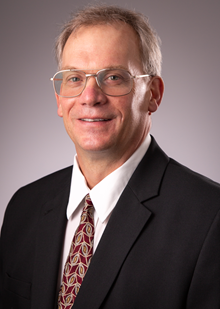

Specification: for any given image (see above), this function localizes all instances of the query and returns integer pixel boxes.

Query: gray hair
[55,5,162,76]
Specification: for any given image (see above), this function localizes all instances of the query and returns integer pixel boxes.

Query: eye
[64,73,85,87]
[107,75,120,81]
[69,76,81,82]
[66,75,83,83]
[102,72,125,85]
[99,69,131,87]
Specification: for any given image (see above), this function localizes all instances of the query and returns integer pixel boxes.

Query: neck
[77,152,127,189]
[76,131,149,189]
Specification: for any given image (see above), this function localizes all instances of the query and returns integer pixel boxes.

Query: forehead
[61,22,142,71]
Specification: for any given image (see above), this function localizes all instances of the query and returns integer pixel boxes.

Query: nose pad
[79,75,106,106]
[83,75,102,94]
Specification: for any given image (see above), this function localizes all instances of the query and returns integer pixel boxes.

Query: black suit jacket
[1,137,220,309]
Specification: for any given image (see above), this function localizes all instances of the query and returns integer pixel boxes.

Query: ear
[148,76,164,113]
[56,93,63,117]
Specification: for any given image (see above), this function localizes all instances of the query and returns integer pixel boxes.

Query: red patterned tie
[58,194,94,308]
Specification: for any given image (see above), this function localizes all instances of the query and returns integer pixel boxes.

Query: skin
[56,22,164,188]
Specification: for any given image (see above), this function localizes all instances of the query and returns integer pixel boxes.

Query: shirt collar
[66,134,151,222]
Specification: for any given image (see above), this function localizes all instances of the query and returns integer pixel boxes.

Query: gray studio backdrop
[1,0,220,226]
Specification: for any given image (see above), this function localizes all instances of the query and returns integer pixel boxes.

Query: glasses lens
[98,69,133,96]
[53,70,86,97]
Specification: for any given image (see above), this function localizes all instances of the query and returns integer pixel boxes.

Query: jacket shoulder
[3,166,73,221]
[163,158,220,215]
[168,158,220,190]
[16,165,72,195]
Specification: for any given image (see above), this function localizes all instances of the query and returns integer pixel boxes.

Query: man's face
[56,23,159,162]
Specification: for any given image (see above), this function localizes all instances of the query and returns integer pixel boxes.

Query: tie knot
[82,194,94,220]
[85,193,93,208]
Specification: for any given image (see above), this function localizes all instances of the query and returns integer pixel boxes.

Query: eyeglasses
[50,68,151,97]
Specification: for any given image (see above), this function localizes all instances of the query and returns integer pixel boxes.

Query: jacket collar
[31,171,71,309]
[73,136,169,309]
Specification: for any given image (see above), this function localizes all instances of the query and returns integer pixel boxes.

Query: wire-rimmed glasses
[50,68,151,98]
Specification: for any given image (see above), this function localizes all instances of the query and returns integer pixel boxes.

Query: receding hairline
[55,5,162,75]
[61,21,143,70]
[60,20,142,62]
[67,21,141,49]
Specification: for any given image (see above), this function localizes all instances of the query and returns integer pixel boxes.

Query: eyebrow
[60,65,128,71]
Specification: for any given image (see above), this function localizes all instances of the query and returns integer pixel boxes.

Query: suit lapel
[73,137,170,309]
[31,182,70,309]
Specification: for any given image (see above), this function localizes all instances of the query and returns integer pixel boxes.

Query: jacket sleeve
[0,197,10,307]
[186,209,220,308]
[0,191,32,309]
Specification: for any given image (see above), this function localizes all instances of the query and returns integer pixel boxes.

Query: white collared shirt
[59,134,151,282]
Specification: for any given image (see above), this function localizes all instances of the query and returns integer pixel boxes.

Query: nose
[79,75,107,107]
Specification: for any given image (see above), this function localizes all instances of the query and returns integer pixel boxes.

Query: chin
[78,139,116,153]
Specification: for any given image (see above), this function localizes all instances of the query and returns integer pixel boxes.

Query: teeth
[81,118,108,122]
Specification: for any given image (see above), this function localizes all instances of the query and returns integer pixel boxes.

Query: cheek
[117,97,139,126]
[134,82,150,113]
[59,99,76,118]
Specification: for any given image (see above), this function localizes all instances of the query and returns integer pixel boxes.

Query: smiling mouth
[80,118,110,122]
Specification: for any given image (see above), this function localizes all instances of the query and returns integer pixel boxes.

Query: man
[0,5,219,309]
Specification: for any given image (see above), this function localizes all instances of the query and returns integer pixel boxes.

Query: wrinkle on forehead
[61,22,143,73]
